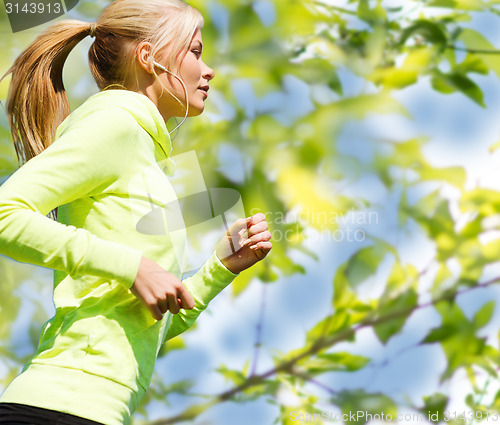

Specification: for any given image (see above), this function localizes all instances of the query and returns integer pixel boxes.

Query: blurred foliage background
[2,0,500,424]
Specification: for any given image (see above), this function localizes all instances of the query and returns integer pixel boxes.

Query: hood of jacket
[57,89,173,160]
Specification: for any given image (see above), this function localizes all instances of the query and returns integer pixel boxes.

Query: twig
[152,275,500,424]
[447,45,500,55]
[310,1,357,16]
[291,366,338,396]
[249,283,267,377]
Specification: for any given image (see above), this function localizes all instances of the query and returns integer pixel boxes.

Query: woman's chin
[186,103,205,117]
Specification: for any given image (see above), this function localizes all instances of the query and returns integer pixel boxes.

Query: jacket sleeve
[0,107,143,288]
[165,251,238,340]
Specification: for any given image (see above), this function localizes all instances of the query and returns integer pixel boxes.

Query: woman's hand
[216,213,272,274]
[131,256,195,320]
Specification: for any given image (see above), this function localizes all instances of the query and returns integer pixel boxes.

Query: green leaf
[374,289,418,343]
[357,0,371,22]
[372,47,436,89]
[431,74,457,94]
[331,92,410,120]
[272,254,306,276]
[458,29,500,78]
[420,165,467,188]
[422,393,448,423]
[158,335,185,357]
[241,379,280,401]
[345,245,386,288]
[290,58,344,95]
[424,324,456,343]
[432,71,485,106]
[333,390,397,425]
[306,311,351,342]
[448,73,485,106]
[427,0,457,6]
[460,188,500,216]
[428,301,489,380]
[365,26,386,69]
[469,353,498,378]
[217,365,247,386]
[474,301,496,329]
[431,263,454,298]
[384,261,419,295]
[400,20,448,48]
[231,262,259,296]
[428,0,485,9]
[357,1,386,24]
[453,0,486,10]
[328,70,344,96]
[455,54,490,75]
[302,352,370,375]
[333,264,358,309]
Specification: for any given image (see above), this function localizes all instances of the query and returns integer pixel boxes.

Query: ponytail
[1,20,93,165]
[1,0,204,166]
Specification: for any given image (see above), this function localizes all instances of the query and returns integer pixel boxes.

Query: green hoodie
[0,89,237,424]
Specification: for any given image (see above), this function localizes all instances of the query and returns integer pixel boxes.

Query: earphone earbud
[152,60,167,73]
[151,59,189,136]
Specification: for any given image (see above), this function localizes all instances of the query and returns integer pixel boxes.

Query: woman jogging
[0,0,272,424]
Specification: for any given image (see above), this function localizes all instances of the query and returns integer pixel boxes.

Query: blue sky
[138,5,500,424]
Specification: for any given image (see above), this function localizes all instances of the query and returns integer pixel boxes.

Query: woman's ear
[135,41,154,74]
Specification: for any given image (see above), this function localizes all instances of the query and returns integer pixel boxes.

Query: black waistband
[0,403,105,425]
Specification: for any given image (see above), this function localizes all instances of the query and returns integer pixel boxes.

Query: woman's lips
[199,85,209,99]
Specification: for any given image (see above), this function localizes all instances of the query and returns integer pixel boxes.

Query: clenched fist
[215,212,272,274]
[131,213,271,321]
[131,256,195,320]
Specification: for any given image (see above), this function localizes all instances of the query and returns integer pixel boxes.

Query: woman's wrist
[214,250,241,275]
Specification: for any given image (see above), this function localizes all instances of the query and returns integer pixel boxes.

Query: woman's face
[154,28,215,120]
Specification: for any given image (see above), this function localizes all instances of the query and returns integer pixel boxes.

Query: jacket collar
[85,89,173,159]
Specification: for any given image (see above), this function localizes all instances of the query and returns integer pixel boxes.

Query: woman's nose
[202,61,215,81]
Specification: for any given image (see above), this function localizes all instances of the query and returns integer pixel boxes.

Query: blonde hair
[1,0,203,165]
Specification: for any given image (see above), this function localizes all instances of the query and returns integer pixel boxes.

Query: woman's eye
[192,50,202,58]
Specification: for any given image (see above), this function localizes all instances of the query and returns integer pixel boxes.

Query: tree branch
[311,1,357,16]
[290,366,338,396]
[447,45,500,55]
[152,275,500,425]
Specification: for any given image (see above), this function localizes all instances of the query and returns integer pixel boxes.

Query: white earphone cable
[152,60,189,136]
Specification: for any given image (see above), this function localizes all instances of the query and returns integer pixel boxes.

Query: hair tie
[89,22,97,38]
